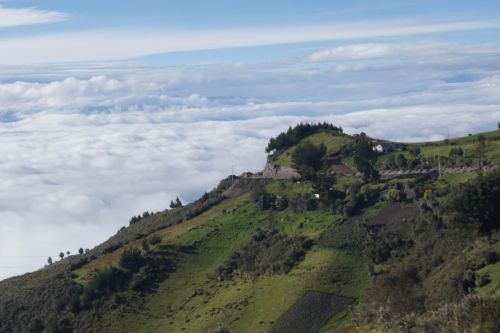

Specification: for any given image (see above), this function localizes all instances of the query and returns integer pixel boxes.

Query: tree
[409,147,421,158]
[353,133,379,181]
[291,141,327,177]
[477,135,486,167]
[69,294,81,313]
[119,248,145,272]
[78,248,84,255]
[451,170,500,233]
[66,251,70,256]
[449,147,464,165]
[388,188,403,202]
[59,252,65,260]
[47,257,53,265]
[142,238,150,252]
[170,196,183,209]
[312,173,340,209]
[251,186,276,210]
[265,122,342,154]
[395,154,408,169]
[449,147,464,158]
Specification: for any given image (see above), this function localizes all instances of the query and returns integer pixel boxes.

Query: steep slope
[1,124,500,333]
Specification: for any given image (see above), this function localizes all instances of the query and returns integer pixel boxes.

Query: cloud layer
[1,39,500,280]
[0,5,67,28]
[1,19,499,65]
[305,42,500,62]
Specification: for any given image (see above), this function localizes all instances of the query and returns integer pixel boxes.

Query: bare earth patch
[270,290,354,333]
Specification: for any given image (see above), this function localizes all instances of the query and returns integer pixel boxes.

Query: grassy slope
[477,262,500,296]
[272,132,352,167]
[5,129,500,333]
[382,130,500,164]
[74,179,368,333]
[80,130,500,332]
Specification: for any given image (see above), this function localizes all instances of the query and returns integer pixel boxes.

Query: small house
[373,142,396,153]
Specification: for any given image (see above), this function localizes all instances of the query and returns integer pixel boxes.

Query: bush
[148,234,162,245]
[184,195,225,220]
[215,229,312,280]
[251,186,276,210]
[103,242,122,254]
[83,266,130,301]
[318,224,367,251]
[129,253,175,291]
[266,122,342,154]
[450,170,500,233]
[388,188,403,202]
[291,141,327,175]
[119,248,145,272]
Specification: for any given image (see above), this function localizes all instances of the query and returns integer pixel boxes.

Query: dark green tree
[352,133,379,181]
[451,170,500,233]
[477,135,486,167]
[119,248,145,272]
[409,147,421,158]
[395,154,408,169]
[291,141,327,177]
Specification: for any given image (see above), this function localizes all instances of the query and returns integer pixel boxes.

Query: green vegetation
[1,125,500,333]
[266,122,343,155]
[272,132,352,167]
[215,229,312,280]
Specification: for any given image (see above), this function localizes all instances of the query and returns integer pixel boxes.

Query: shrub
[388,188,403,202]
[423,189,433,202]
[318,224,367,251]
[148,234,162,245]
[119,248,145,272]
[83,266,130,301]
[450,170,500,233]
[291,141,327,175]
[251,186,276,210]
[266,122,342,154]
[103,242,122,254]
[215,229,312,280]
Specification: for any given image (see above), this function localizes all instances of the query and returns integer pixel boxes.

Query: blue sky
[1,0,500,65]
[1,1,500,280]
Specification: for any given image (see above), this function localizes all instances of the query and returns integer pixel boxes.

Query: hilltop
[1,123,500,333]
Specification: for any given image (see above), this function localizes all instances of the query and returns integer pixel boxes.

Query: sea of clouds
[1,42,500,279]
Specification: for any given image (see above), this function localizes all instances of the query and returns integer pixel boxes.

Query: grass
[266,179,313,197]
[377,130,500,167]
[73,195,248,284]
[272,132,352,167]
[362,201,389,221]
[74,131,500,331]
[88,182,368,333]
[476,262,500,296]
[439,171,478,185]
[318,308,357,333]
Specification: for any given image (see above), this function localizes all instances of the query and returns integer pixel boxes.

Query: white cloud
[305,42,500,62]
[0,5,67,28]
[1,39,500,280]
[0,19,499,65]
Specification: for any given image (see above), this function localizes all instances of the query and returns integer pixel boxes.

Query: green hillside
[1,124,500,333]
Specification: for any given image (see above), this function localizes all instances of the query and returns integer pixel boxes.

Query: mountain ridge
[1,123,500,333]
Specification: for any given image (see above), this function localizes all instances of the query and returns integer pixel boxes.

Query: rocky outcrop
[222,178,270,198]
[261,163,301,179]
